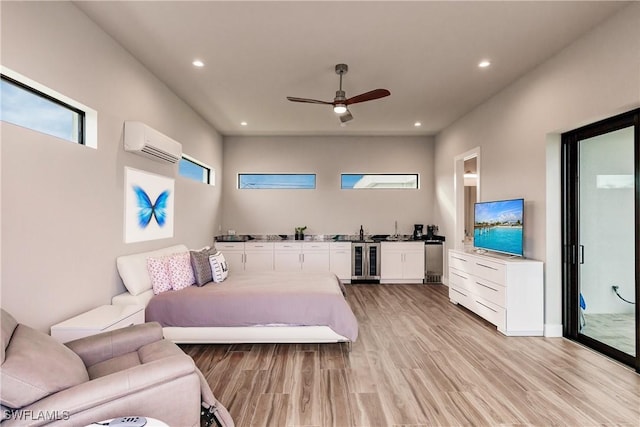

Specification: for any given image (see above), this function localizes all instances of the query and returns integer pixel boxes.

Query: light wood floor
[582,313,636,356]
[181,284,640,427]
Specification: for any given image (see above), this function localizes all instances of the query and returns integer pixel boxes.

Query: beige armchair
[0,308,225,427]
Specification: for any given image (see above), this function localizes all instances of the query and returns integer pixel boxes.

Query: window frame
[0,66,97,148]
[179,154,214,185]
[237,173,317,189]
[340,173,420,189]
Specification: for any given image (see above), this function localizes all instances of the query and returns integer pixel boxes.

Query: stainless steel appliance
[351,242,381,282]
[424,241,444,283]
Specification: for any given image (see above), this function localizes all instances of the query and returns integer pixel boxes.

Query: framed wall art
[124,167,175,243]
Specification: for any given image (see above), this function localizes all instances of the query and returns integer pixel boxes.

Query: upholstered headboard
[116,244,188,296]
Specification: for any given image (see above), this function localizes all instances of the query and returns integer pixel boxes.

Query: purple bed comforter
[145,271,358,341]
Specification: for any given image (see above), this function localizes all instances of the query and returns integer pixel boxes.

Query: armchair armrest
[65,322,163,367]
[6,355,198,426]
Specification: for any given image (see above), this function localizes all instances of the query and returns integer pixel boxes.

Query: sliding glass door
[562,109,639,372]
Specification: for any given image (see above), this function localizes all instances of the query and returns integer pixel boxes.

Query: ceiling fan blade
[345,89,391,105]
[286,96,333,105]
[339,109,353,123]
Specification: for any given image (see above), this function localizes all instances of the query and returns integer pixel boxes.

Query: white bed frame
[111,289,351,345]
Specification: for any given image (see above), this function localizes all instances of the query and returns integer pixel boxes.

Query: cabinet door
[274,251,302,271]
[244,251,274,271]
[302,251,330,273]
[330,249,352,280]
[221,251,245,272]
[403,250,425,280]
[381,250,403,280]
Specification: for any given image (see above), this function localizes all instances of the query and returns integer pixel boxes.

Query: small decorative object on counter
[359,225,364,241]
[295,226,307,240]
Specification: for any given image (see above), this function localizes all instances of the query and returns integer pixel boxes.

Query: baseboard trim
[544,323,563,337]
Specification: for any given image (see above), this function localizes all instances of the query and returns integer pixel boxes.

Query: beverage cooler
[424,241,444,283]
[351,242,381,282]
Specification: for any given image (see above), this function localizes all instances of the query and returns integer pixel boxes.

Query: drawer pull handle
[452,272,468,280]
[476,282,498,292]
[476,262,498,271]
[452,256,467,262]
[476,300,497,313]
[453,289,468,297]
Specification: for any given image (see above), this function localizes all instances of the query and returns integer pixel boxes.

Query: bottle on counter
[359,225,364,241]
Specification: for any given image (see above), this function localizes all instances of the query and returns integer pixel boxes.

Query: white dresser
[448,249,543,336]
[50,305,145,343]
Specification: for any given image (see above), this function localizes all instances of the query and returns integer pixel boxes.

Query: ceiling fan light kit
[287,63,390,123]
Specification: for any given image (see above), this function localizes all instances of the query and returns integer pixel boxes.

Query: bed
[112,244,358,345]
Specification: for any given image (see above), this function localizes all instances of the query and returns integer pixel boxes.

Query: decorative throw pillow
[190,247,214,286]
[168,252,196,290]
[208,251,229,283]
[147,256,171,295]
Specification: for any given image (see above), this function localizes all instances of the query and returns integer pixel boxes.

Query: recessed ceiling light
[478,60,491,68]
[240,121,248,126]
[192,59,204,67]
[414,122,422,127]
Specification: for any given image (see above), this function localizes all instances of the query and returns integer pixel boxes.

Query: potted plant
[295,226,307,240]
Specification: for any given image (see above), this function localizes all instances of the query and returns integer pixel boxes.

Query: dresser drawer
[449,268,473,291]
[468,277,505,308]
[449,252,471,271]
[471,258,506,285]
[449,285,471,306]
[470,295,505,329]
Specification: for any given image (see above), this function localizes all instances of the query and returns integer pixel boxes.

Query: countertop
[214,234,445,243]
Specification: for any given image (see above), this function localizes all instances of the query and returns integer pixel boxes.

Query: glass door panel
[578,126,636,356]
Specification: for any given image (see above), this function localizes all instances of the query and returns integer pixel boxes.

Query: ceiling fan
[287,64,390,123]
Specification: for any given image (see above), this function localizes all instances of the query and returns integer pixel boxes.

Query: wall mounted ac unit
[124,121,182,164]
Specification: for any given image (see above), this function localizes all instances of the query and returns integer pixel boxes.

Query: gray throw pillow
[190,247,214,286]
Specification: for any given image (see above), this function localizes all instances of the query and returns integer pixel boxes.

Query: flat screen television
[473,198,524,257]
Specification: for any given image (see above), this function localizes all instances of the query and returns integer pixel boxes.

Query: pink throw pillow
[147,256,171,295]
[168,252,195,290]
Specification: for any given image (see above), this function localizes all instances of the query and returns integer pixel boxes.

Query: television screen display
[473,198,524,257]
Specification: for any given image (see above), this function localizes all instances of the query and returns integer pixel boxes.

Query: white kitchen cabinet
[302,242,330,273]
[215,242,245,272]
[274,241,330,273]
[380,241,425,284]
[217,241,274,271]
[330,242,352,282]
[448,249,543,336]
[274,241,303,271]
[244,241,274,271]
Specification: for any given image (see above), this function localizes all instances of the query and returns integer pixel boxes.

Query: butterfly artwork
[132,185,170,228]
[125,168,174,243]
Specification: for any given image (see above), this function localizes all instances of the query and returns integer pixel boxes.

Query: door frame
[561,108,640,372]
[454,147,481,251]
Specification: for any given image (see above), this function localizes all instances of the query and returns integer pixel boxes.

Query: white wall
[0,2,223,331]
[433,3,640,334]
[222,135,434,236]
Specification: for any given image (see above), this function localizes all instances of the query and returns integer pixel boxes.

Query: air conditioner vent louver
[124,121,182,164]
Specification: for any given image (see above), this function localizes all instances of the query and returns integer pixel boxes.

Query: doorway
[454,147,481,251]
[561,108,639,372]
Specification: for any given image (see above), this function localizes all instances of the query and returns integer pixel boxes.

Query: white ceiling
[74,1,628,137]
